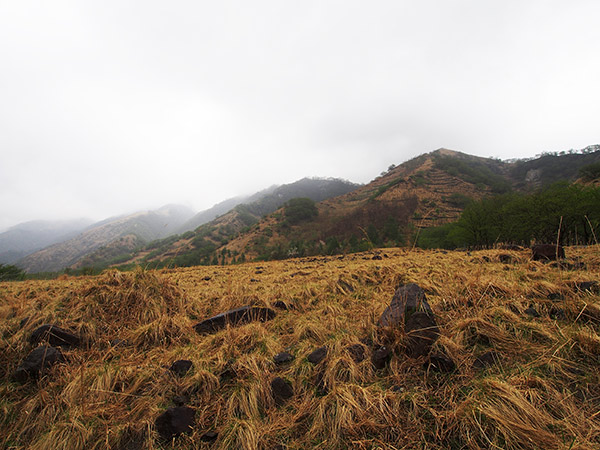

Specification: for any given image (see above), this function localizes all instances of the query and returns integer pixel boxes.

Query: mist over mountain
[58,177,361,271]
[178,196,250,234]
[17,205,194,273]
[6,145,599,274]
[0,219,93,264]
[8,177,359,273]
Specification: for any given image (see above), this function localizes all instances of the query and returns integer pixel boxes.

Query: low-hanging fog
[1,1,599,231]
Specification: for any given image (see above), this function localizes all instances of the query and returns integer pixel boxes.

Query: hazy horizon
[2,1,599,230]
[0,174,359,232]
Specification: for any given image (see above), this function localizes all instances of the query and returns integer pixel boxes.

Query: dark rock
[547,292,564,301]
[473,351,500,370]
[570,281,599,293]
[532,244,565,261]
[524,306,541,318]
[377,283,439,357]
[30,324,81,347]
[271,377,294,405]
[498,254,513,264]
[307,346,327,364]
[378,283,433,328]
[193,306,276,334]
[274,352,294,365]
[273,300,289,310]
[405,312,439,357]
[255,270,264,274]
[172,395,189,406]
[346,344,365,363]
[250,278,259,283]
[13,345,64,382]
[425,353,456,372]
[155,406,195,441]
[203,276,211,281]
[372,255,383,260]
[200,431,218,442]
[371,345,391,370]
[169,360,193,377]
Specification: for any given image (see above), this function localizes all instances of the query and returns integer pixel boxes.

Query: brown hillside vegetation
[101,148,600,270]
[2,247,600,449]
[219,150,494,262]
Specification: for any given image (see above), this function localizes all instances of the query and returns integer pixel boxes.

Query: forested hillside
[418,182,600,249]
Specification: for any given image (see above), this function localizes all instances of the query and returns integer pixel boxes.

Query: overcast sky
[1,1,599,231]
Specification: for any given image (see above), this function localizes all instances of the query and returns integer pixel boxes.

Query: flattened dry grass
[0,246,599,449]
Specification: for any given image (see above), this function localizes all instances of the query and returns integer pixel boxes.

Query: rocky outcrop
[155,406,195,441]
[193,306,276,334]
[13,345,64,382]
[532,244,564,261]
[271,377,294,405]
[29,324,81,348]
[378,283,440,357]
[307,346,328,364]
[274,352,294,365]
[425,352,456,372]
[371,345,391,369]
[378,283,433,327]
[169,360,193,377]
[405,312,439,357]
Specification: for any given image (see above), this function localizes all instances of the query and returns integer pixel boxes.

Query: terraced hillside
[1,246,599,449]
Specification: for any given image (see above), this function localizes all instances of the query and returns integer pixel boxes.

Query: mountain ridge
[0,218,94,265]
[17,205,195,273]
[10,145,600,273]
[196,146,600,264]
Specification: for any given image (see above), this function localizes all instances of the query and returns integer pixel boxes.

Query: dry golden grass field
[1,247,600,449]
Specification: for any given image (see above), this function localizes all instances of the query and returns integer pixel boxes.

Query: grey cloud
[1,1,599,229]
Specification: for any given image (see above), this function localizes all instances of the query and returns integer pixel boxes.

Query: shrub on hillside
[283,197,318,225]
[0,264,25,281]
[444,192,473,208]
[580,161,600,181]
[434,155,511,193]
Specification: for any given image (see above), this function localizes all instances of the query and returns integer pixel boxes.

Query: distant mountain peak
[433,148,461,156]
